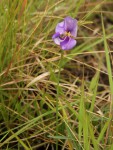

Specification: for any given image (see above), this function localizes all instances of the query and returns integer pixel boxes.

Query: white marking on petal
[54,38,61,45]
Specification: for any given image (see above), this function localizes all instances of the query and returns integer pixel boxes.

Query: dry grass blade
[26,69,63,87]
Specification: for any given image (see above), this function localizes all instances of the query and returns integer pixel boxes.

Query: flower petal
[70,20,77,37]
[55,21,65,34]
[52,33,64,45]
[60,36,69,48]
[64,16,77,37]
[60,37,77,50]
[52,32,60,39]
[53,37,61,45]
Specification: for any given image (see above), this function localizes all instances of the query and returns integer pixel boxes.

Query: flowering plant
[52,16,78,50]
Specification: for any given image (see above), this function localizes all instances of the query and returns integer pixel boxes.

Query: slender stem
[56,50,64,150]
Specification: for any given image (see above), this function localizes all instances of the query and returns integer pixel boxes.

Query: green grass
[0,0,113,149]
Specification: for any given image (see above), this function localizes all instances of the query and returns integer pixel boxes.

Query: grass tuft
[0,0,113,149]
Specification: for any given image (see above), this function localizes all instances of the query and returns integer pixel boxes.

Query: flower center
[64,31,71,37]
[60,31,72,39]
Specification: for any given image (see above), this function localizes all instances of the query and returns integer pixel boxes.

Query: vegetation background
[0,0,113,149]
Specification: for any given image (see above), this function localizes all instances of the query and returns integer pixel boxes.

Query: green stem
[56,50,64,150]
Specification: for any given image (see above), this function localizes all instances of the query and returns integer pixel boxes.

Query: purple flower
[52,16,78,50]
